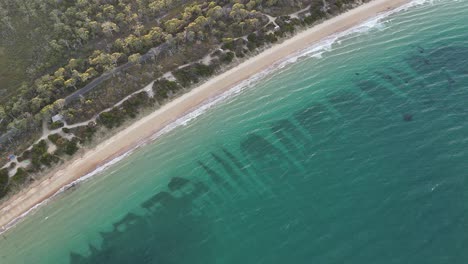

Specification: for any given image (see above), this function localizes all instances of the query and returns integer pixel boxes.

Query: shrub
[17,150,30,162]
[70,123,97,143]
[173,63,215,87]
[98,92,154,129]
[309,4,326,22]
[31,140,58,168]
[39,153,59,167]
[265,33,278,43]
[221,40,235,51]
[219,52,235,64]
[63,138,79,156]
[31,140,48,168]
[153,79,182,102]
[50,121,64,130]
[10,168,28,187]
[98,109,124,129]
[48,134,63,145]
[0,168,9,197]
[121,92,154,118]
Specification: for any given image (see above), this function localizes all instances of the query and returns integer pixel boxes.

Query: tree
[113,38,128,53]
[182,4,202,21]
[52,99,65,112]
[133,23,145,37]
[165,18,184,34]
[147,26,165,45]
[128,53,142,64]
[230,3,249,21]
[101,21,119,37]
[67,58,79,71]
[76,0,88,8]
[0,106,6,121]
[89,51,116,71]
[64,78,77,90]
[246,1,257,10]
[124,34,143,53]
[76,27,89,42]
[54,67,66,78]
[85,67,99,78]
[40,104,55,119]
[79,72,90,82]
[110,52,125,65]
[102,5,116,19]
[190,15,208,32]
[30,97,44,113]
[8,117,28,131]
[149,1,164,14]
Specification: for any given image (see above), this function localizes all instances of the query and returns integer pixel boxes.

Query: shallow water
[1,1,468,263]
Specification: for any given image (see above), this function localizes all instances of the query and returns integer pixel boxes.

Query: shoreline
[0,0,412,233]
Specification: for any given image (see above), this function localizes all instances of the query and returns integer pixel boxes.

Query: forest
[0,0,365,198]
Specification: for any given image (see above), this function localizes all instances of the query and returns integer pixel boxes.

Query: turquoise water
[1,1,468,263]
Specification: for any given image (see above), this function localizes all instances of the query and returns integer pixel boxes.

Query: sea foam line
[279,0,437,64]
[0,149,136,235]
[0,0,435,236]
[148,0,436,137]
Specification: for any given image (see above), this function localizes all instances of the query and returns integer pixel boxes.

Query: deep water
[1,1,467,263]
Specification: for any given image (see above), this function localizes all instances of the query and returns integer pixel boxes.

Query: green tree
[30,97,44,113]
[101,21,119,37]
[0,106,6,121]
[40,104,55,119]
[64,78,77,90]
[165,18,184,34]
[128,53,142,63]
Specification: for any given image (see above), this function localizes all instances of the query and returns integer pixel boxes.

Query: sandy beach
[0,0,411,231]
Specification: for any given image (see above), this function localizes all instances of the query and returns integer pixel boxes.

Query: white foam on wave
[149,0,438,136]
[0,149,136,235]
[278,0,437,66]
[0,0,437,236]
[149,72,272,141]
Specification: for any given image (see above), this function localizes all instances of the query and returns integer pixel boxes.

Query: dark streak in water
[198,161,234,193]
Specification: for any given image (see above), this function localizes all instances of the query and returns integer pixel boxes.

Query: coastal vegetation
[0,168,8,195]
[0,0,367,199]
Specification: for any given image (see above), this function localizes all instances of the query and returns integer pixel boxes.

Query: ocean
[1,0,467,263]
